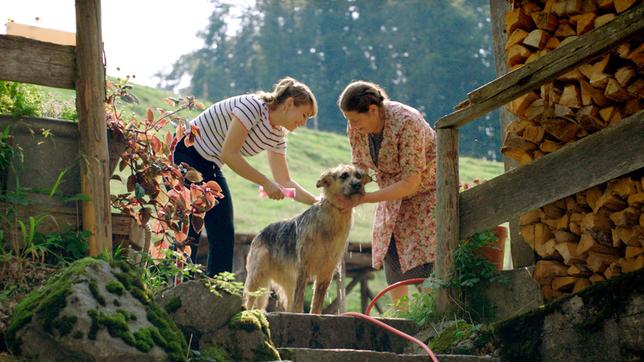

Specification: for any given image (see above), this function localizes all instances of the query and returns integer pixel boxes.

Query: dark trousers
[172,139,235,277]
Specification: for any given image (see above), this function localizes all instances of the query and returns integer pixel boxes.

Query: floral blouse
[348,101,437,273]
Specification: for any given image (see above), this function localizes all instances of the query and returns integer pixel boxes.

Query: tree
[162,0,500,159]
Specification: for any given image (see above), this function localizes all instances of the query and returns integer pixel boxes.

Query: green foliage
[132,248,203,296]
[204,271,244,297]
[163,0,499,159]
[39,96,78,121]
[450,230,508,322]
[429,320,494,354]
[0,126,18,173]
[386,290,436,327]
[0,81,42,118]
[33,229,91,264]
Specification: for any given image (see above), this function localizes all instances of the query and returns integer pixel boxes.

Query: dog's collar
[319,198,352,213]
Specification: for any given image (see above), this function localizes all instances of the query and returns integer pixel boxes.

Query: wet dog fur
[243,164,371,314]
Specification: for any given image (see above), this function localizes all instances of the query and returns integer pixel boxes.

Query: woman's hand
[262,180,285,200]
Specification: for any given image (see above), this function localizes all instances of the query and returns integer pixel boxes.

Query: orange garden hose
[343,311,439,361]
[342,277,438,361]
[365,277,427,316]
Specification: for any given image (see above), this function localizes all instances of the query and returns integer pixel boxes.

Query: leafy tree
[161,0,501,159]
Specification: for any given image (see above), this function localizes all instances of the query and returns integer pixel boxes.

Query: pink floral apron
[348,101,437,273]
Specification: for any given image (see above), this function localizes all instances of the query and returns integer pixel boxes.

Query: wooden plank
[6,22,76,46]
[459,111,644,239]
[490,0,534,267]
[75,0,112,255]
[434,128,460,314]
[0,202,134,241]
[436,3,644,129]
[0,34,76,89]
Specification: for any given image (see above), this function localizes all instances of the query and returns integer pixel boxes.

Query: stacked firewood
[501,0,643,299]
[520,174,644,299]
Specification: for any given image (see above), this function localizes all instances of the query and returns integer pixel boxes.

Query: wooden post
[490,0,534,267]
[434,127,460,314]
[75,0,112,256]
[336,258,346,314]
[360,279,369,313]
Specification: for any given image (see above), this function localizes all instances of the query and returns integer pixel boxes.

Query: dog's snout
[351,181,362,191]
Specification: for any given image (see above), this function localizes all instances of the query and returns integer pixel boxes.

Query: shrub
[0,81,42,118]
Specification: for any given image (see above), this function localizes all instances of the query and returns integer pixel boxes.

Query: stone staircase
[266,312,498,361]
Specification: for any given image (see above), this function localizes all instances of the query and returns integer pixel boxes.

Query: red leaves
[191,215,204,234]
[106,79,214,253]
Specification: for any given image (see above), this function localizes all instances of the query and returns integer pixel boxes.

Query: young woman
[337,80,437,307]
[173,77,318,277]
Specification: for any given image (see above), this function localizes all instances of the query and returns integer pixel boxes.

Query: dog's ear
[316,171,332,188]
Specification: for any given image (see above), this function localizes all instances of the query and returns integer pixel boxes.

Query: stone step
[266,312,420,353]
[278,347,500,362]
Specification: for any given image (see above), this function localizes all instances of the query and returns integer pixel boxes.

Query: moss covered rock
[200,310,280,361]
[6,258,187,361]
[495,269,644,361]
[154,279,242,349]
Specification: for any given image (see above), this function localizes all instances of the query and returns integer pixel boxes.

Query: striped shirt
[190,94,287,167]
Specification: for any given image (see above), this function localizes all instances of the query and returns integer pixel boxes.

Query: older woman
[337,80,437,307]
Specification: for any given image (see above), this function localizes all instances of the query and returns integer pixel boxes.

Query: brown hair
[337,80,389,113]
[258,77,318,116]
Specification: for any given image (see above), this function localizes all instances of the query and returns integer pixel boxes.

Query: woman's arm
[362,172,420,204]
[221,117,284,199]
[267,151,318,205]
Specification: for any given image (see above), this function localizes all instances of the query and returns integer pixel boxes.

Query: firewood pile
[501,0,643,300]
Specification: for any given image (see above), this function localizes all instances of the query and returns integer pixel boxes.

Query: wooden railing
[433,3,644,314]
[0,0,112,255]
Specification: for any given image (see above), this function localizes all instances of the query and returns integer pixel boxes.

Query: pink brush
[259,186,296,199]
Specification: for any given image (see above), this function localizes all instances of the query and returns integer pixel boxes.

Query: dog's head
[315,164,372,201]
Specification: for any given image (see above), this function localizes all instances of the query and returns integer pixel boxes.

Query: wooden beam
[490,0,534,267]
[459,111,644,239]
[434,128,460,315]
[75,0,112,256]
[436,3,644,129]
[0,34,76,89]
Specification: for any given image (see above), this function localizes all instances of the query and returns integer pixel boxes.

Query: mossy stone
[105,280,125,296]
[164,296,182,314]
[228,310,270,335]
[5,257,101,354]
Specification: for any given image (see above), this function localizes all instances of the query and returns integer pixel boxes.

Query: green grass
[37,80,506,314]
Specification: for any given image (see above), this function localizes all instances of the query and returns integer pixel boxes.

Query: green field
[38,81,505,314]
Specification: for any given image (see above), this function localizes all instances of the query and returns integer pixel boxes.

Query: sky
[1,0,224,88]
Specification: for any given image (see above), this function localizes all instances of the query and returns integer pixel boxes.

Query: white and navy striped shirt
[190,94,287,167]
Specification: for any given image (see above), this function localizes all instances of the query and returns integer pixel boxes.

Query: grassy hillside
[39,81,504,242]
[36,81,505,313]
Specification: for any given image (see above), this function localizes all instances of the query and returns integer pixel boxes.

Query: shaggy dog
[244,164,371,314]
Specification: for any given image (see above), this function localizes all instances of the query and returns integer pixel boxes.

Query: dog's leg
[310,278,332,315]
[244,273,271,310]
[244,254,271,310]
[291,269,308,313]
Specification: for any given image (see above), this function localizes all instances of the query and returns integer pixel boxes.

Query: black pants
[172,138,234,277]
